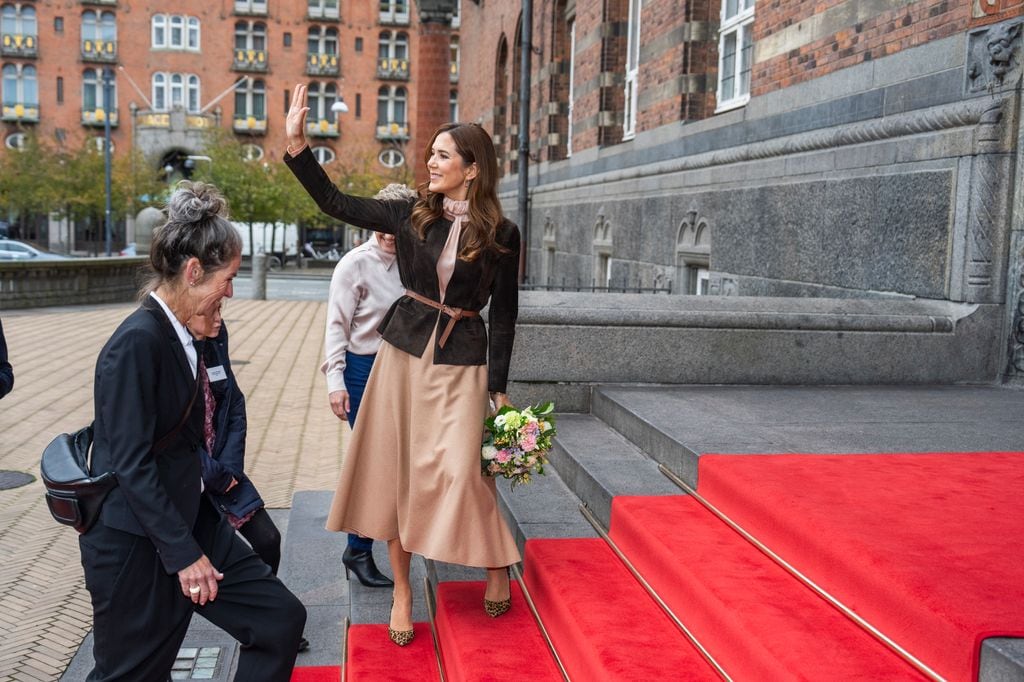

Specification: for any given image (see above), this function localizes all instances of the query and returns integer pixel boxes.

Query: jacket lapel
[142,295,196,387]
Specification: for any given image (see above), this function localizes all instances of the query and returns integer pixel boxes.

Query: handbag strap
[152,371,202,454]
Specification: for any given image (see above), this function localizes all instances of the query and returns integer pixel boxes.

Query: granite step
[545,413,680,529]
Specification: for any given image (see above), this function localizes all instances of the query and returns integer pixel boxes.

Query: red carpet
[611,495,923,680]
[522,538,720,680]
[290,666,340,682]
[345,623,439,681]
[697,451,1024,682]
[434,581,562,681]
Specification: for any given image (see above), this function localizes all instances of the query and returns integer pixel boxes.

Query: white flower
[494,414,507,428]
[482,445,498,460]
[541,421,552,432]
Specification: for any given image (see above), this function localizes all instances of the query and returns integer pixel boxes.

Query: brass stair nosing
[578,502,734,682]
[659,463,946,682]
[511,561,572,682]
[423,576,448,682]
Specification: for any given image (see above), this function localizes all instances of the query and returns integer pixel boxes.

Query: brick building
[0,0,461,250]
[459,0,1024,382]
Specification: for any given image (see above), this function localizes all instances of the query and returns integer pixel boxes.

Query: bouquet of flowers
[481,402,557,489]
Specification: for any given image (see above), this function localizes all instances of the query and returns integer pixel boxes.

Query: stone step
[546,413,679,529]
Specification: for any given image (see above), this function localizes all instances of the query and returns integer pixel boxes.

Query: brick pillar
[412,15,453,187]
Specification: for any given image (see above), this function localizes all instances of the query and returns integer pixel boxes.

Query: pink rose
[520,434,537,452]
[496,449,512,464]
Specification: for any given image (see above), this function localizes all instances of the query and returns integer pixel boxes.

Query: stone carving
[677,202,710,254]
[593,208,612,247]
[542,212,557,245]
[967,20,1024,93]
[538,97,1006,195]
[964,98,1011,303]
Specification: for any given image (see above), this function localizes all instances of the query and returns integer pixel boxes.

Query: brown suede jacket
[285,146,520,393]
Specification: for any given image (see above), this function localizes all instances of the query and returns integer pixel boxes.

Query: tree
[0,132,60,238]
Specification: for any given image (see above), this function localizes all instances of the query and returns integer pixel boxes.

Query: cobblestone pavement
[0,300,345,681]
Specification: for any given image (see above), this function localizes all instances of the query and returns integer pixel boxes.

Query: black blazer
[91,296,206,574]
[0,318,12,399]
[198,324,264,520]
[285,147,520,393]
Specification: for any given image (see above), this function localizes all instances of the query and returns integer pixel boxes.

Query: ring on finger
[189,585,201,595]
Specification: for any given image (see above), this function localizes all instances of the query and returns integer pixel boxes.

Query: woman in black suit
[79,182,306,681]
[284,85,521,647]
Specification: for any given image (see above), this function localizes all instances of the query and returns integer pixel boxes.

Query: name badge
[207,365,228,382]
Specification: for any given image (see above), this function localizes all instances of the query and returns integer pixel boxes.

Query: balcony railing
[379,8,410,26]
[233,49,268,72]
[233,115,267,134]
[376,121,409,141]
[1,33,38,57]
[233,1,268,16]
[377,58,409,80]
[307,5,339,20]
[1,102,40,123]
[306,52,339,77]
[81,107,119,127]
[81,39,116,62]
[306,119,338,138]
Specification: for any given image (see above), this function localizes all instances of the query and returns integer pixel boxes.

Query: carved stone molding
[536,96,1010,196]
[593,207,612,249]
[677,202,710,260]
[542,212,557,246]
[967,20,1023,94]
[1007,243,1024,375]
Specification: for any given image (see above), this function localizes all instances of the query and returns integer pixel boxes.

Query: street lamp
[331,98,349,115]
[102,67,114,257]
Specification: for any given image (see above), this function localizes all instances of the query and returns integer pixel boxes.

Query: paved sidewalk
[0,300,346,681]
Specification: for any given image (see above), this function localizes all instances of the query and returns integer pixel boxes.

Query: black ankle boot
[343,546,394,588]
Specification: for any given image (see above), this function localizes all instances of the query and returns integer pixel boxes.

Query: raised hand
[286,83,310,153]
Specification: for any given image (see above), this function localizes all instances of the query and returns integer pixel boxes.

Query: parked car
[0,239,68,261]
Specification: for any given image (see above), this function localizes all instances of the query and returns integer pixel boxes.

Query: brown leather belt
[404,290,479,349]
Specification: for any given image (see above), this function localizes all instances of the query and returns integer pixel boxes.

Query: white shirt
[322,234,405,394]
[150,292,197,379]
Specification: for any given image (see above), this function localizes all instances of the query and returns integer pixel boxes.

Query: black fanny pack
[42,374,200,534]
[41,426,117,534]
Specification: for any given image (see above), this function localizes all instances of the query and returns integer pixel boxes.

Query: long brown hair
[410,122,505,261]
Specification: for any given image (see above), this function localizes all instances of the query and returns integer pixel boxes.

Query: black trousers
[238,507,282,575]
[79,498,306,682]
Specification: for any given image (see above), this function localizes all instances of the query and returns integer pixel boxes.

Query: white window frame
[235,21,266,51]
[241,144,263,161]
[451,0,460,29]
[308,26,338,54]
[378,148,404,168]
[312,146,336,165]
[2,4,36,38]
[308,0,339,20]
[308,81,338,122]
[235,0,268,14]
[151,14,199,51]
[376,85,407,126]
[235,77,265,119]
[449,89,458,122]
[378,31,408,61]
[716,0,755,112]
[449,36,459,81]
[622,0,641,140]
[82,68,116,112]
[152,72,200,113]
[380,0,409,24]
[2,62,36,106]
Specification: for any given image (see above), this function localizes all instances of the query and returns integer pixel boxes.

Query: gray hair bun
[167,180,228,224]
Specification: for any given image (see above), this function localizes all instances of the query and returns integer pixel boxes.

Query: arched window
[151,14,166,47]
[187,75,200,112]
[2,4,35,38]
[308,26,338,54]
[308,81,338,123]
[152,72,166,109]
[152,72,199,112]
[376,85,406,127]
[235,21,266,51]
[82,68,115,112]
[378,30,408,61]
[449,89,458,122]
[81,10,98,40]
[493,35,509,176]
[152,14,199,50]
[234,77,265,120]
[1,62,35,109]
[622,0,641,139]
[449,36,459,82]
[187,17,199,49]
[312,146,336,165]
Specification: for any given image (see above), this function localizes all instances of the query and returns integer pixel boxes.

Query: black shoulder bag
[41,378,201,534]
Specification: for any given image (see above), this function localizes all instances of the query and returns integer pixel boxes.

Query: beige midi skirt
[325,332,522,569]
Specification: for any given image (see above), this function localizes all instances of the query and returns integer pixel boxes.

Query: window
[378,31,408,61]
[234,77,265,119]
[82,10,116,43]
[307,26,338,55]
[54,16,63,33]
[307,81,338,122]
[355,36,363,52]
[283,88,289,114]
[675,208,710,294]
[283,32,292,47]
[717,0,754,111]
[242,144,263,161]
[5,131,25,148]
[152,14,199,50]
[312,146,335,165]
[567,17,575,156]
[152,72,200,112]
[378,148,404,168]
[308,0,339,20]
[82,68,116,112]
[235,0,268,14]
[449,36,459,82]
[235,21,266,51]
[56,75,63,103]
[2,62,37,107]
[451,0,461,28]
[355,92,361,118]
[2,4,37,41]
[377,85,406,126]
[380,0,409,24]
[449,89,458,121]
[622,0,641,139]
